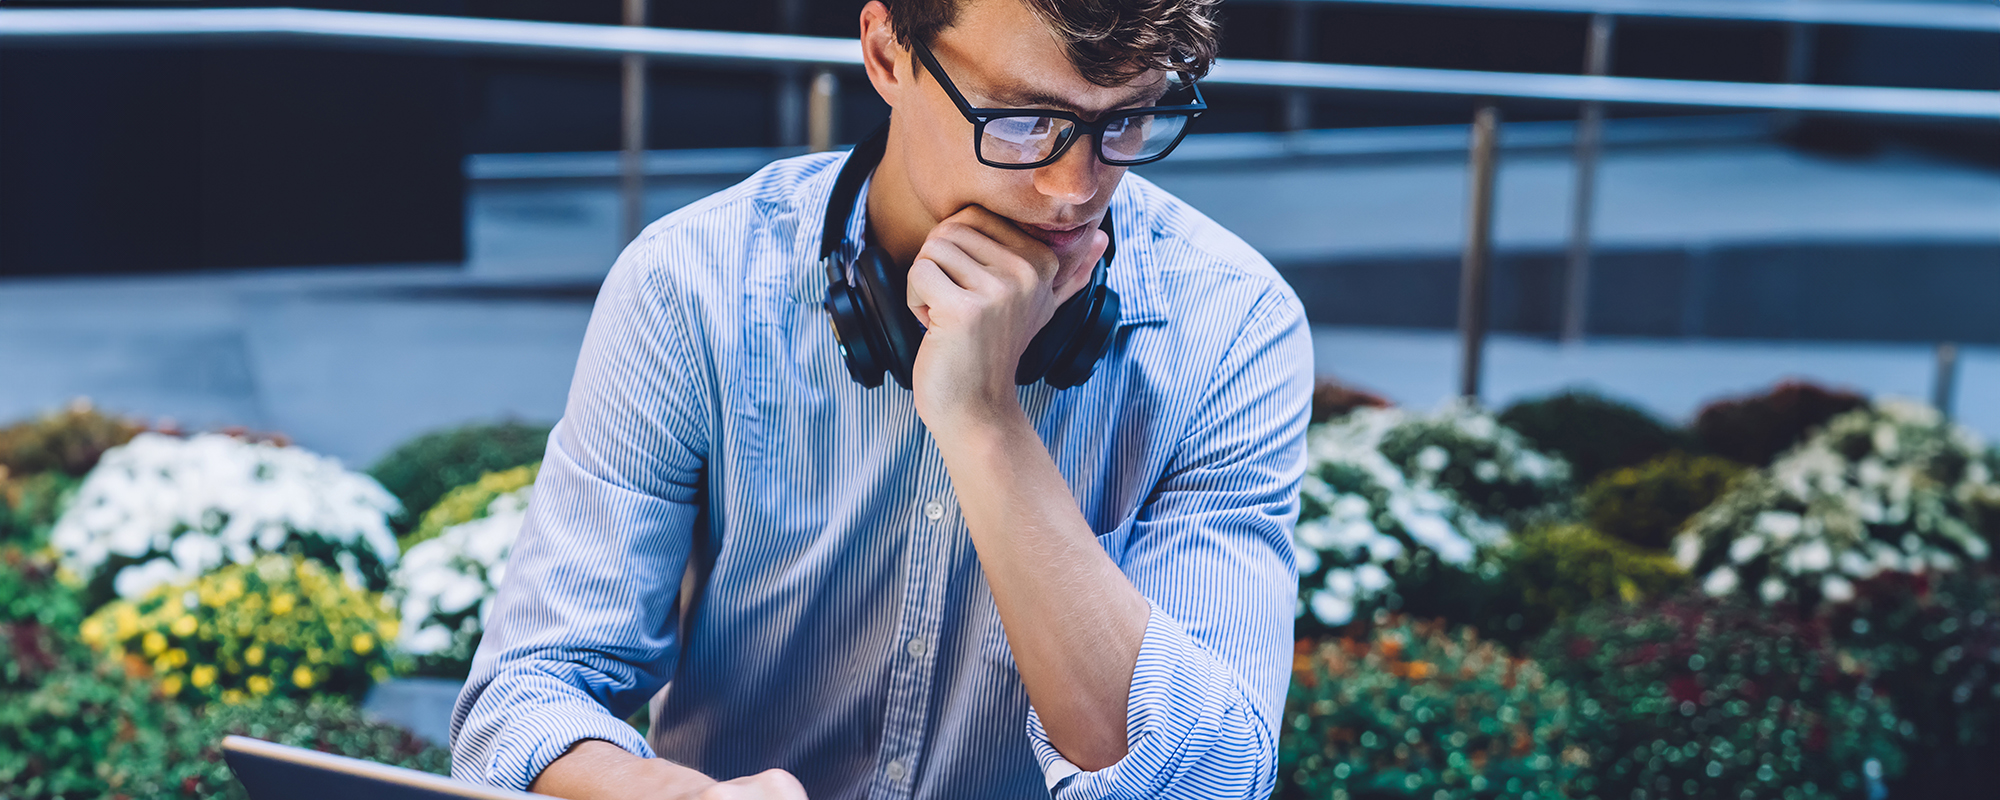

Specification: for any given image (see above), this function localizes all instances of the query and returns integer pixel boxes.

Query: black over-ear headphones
[821,123,1121,391]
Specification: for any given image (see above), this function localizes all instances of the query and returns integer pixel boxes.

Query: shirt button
[884,757,909,781]
[906,637,927,658]
[923,501,944,520]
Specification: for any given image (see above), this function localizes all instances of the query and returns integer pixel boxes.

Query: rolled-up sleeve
[1027,282,1312,799]
[449,236,714,791]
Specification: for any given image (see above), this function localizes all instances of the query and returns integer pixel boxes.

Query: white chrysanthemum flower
[1821,575,1855,603]
[1289,402,1571,623]
[51,432,399,600]
[393,486,530,657]
[1323,569,1356,599]
[1760,577,1787,603]
[1729,535,1764,564]
[1416,445,1449,473]
[1683,398,2000,609]
[1310,590,1355,627]
[1702,566,1738,596]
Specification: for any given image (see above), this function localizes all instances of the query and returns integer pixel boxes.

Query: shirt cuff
[1024,601,1258,799]
[478,704,657,792]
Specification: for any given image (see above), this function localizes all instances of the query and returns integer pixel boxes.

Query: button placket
[872,464,954,799]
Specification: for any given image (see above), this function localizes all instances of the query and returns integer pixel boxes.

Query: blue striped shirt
[450,149,1312,800]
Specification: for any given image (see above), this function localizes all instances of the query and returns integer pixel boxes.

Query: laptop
[223,735,546,800]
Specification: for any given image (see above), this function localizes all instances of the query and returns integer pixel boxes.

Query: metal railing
[1257,0,2000,31]
[1244,0,2000,342]
[3,6,1995,402]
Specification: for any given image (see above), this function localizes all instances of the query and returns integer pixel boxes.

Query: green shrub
[1278,616,1579,800]
[369,420,551,532]
[0,545,86,689]
[1534,593,1905,800]
[1694,381,1868,467]
[0,399,145,478]
[1,471,79,548]
[103,695,449,800]
[1826,567,2000,798]
[0,656,169,800]
[1583,453,1745,551]
[1499,391,1688,485]
[82,555,400,708]
[1494,525,1688,642]
[0,541,167,800]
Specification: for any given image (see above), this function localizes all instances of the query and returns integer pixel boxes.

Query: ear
[858,1,910,110]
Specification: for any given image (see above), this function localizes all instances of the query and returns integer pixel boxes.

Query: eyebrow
[980,79,1170,115]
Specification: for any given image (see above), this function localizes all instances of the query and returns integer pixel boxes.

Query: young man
[449,1,1311,798]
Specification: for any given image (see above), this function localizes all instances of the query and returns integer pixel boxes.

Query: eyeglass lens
[980,112,1191,166]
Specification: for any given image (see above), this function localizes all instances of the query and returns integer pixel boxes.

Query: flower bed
[50,432,401,608]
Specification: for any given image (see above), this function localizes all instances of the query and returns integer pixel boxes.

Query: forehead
[929,0,1170,113]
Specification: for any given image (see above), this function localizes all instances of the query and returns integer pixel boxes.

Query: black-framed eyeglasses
[910,37,1206,170]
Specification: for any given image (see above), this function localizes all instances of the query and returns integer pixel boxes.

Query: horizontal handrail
[1245,0,2000,33]
[1208,60,2000,118]
[2,7,1996,120]
[0,8,864,66]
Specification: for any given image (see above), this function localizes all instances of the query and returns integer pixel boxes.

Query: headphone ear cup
[1043,286,1120,390]
[852,246,926,390]
[824,278,888,388]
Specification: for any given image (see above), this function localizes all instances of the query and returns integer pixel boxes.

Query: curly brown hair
[883,0,1223,86]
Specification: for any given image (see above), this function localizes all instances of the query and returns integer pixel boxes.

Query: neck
[863,122,932,269]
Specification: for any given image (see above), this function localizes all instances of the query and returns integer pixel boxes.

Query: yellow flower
[191,664,217,689]
[142,631,168,657]
[80,619,105,647]
[248,675,272,696]
[170,614,199,637]
[165,648,189,668]
[270,593,296,616]
[292,665,315,690]
[222,689,246,705]
[115,606,140,640]
[245,645,265,667]
[379,619,399,642]
[159,674,184,697]
[351,633,376,656]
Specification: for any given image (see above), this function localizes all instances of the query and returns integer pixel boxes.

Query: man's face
[874,0,1171,267]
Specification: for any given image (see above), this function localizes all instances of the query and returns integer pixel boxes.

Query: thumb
[1055,227,1109,303]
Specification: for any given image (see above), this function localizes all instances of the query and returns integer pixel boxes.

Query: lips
[1024,222,1093,251]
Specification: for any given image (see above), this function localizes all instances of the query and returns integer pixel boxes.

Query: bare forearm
[933,411,1151,771]
[530,740,713,800]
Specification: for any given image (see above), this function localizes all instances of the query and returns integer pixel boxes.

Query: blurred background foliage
[367,420,552,537]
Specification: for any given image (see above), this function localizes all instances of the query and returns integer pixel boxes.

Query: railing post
[619,0,649,244]
[1282,1,1313,132]
[1934,342,1960,419]
[807,68,837,153]
[1459,102,1502,403]
[775,0,806,148]
[1776,20,1817,134]
[1562,12,1615,344]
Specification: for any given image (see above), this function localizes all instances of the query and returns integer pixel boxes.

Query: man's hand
[904,205,1109,435]
[530,739,808,800]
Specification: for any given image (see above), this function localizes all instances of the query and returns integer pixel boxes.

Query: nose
[1032,134,1102,206]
